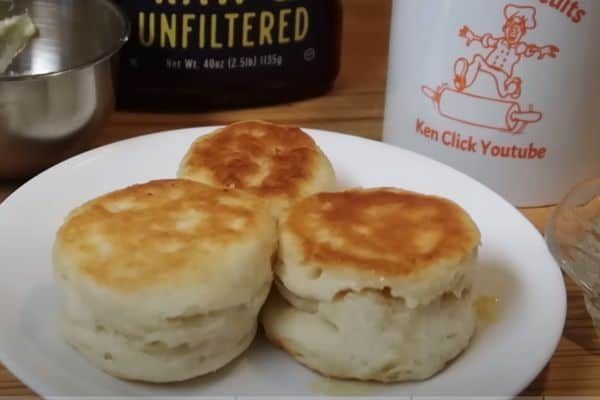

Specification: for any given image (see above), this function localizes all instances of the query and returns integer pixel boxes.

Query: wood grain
[0,0,595,397]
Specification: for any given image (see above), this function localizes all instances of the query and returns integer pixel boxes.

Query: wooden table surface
[0,0,596,397]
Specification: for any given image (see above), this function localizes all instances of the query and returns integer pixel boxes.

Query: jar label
[118,0,332,75]
[383,0,600,206]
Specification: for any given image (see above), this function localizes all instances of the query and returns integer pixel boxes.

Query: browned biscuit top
[178,121,328,198]
[283,188,481,277]
[55,179,269,293]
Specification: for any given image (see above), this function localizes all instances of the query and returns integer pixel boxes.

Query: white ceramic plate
[0,128,565,399]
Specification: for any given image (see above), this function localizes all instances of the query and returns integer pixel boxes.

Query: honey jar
[114,0,342,110]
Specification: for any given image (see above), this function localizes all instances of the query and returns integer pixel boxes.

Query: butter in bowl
[0,0,128,179]
[0,13,37,74]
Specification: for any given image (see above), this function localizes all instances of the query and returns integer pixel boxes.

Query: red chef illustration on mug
[422,4,560,134]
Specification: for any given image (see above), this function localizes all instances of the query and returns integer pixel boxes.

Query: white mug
[383,0,600,206]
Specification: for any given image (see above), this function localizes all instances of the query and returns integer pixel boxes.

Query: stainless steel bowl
[0,0,128,178]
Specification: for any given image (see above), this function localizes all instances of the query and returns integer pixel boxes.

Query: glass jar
[546,179,600,334]
[114,0,342,110]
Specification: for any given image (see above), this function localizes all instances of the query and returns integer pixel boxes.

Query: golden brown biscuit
[262,188,480,382]
[178,121,336,215]
[276,188,480,306]
[56,179,273,294]
[285,188,479,277]
[54,179,277,382]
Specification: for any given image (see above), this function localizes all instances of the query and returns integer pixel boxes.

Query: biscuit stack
[53,121,480,384]
[54,180,277,382]
[262,188,480,382]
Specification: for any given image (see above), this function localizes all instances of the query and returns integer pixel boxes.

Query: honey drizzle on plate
[475,295,502,327]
